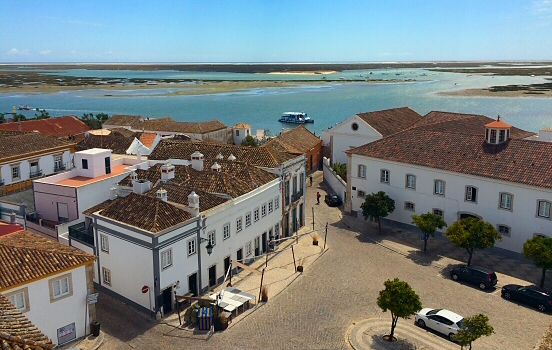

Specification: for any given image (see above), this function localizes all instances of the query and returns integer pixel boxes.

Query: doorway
[162,287,173,313]
[262,232,267,253]
[104,157,111,174]
[208,264,217,289]
[188,272,198,296]
[284,214,289,237]
[299,204,303,227]
[236,248,243,271]
[254,236,260,256]
[292,208,297,233]
[224,256,231,279]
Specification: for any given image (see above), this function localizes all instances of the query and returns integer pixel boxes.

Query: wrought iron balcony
[29,170,43,178]
[68,222,95,245]
[0,180,4,186]
[54,164,66,172]
[291,189,303,202]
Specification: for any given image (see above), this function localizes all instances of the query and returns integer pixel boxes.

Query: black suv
[450,265,498,290]
[502,284,552,312]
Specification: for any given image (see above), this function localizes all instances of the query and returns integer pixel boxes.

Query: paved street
[90,171,550,350]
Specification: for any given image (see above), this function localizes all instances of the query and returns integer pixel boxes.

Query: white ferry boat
[278,112,314,124]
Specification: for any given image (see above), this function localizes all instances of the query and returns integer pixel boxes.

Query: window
[490,129,497,143]
[102,268,112,286]
[100,234,109,253]
[358,165,366,178]
[406,174,416,189]
[499,129,506,143]
[54,155,62,170]
[274,196,279,209]
[223,223,230,240]
[299,173,304,193]
[187,239,197,256]
[6,288,29,312]
[236,217,243,232]
[274,223,280,237]
[208,230,216,246]
[499,193,513,211]
[261,203,267,217]
[254,208,260,222]
[161,249,173,269]
[434,180,445,196]
[292,175,298,194]
[49,274,72,302]
[497,225,511,237]
[236,130,239,136]
[357,190,365,198]
[433,209,444,217]
[538,201,551,218]
[404,202,415,211]
[82,159,88,169]
[465,186,477,203]
[246,241,252,256]
[11,166,20,181]
[268,200,273,213]
[245,212,252,227]
[380,169,389,184]
[351,122,359,131]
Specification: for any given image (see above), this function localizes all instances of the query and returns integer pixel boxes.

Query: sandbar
[438,88,552,98]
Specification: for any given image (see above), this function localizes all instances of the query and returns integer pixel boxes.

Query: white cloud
[6,48,30,56]
[40,50,52,55]
[533,0,552,16]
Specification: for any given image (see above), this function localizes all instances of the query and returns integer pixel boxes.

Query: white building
[346,113,546,253]
[229,123,252,145]
[0,230,96,346]
[321,107,422,165]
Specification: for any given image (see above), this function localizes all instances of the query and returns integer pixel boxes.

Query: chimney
[216,153,224,160]
[133,179,151,194]
[10,212,16,224]
[157,188,168,202]
[109,187,118,200]
[188,191,200,217]
[228,154,236,161]
[211,162,221,172]
[160,162,175,181]
[191,151,204,171]
[131,171,138,181]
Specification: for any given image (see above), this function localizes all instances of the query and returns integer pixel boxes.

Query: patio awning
[209,287,256,315]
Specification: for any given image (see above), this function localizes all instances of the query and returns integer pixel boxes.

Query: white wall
[322,158,347,203]
[326,115,382,165]
[349,154,552,253]
[1,150,72,186]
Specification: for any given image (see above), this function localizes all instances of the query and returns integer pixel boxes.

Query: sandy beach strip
[438,88,552,98]
[266,71,337,75]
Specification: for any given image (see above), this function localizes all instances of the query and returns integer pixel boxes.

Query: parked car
[450,265,497,290]
[502,284,552,312]
[415,308,464,341]
[324,193,342,207]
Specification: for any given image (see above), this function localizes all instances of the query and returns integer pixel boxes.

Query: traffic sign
[142,285,149,294]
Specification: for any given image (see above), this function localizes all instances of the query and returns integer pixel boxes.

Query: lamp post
[197,217,215,297]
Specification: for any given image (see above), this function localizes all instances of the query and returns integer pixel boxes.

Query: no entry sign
[142,285,149,294]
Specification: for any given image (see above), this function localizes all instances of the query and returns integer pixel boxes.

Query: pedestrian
[316,191,321,204]
[309,175,313,186]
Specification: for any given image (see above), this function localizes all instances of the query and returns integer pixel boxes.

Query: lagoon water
[2,68,552,136]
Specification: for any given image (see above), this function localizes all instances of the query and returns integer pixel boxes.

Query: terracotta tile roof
[356,107,423,137]
[146,183,229,212]
[149,140,297,167]
[485,116,512,128]
[104,114,144,127]
[408,111,535,139]
[0,231,96,290]
[265,125,321,154]
[0,116,90,138]
[108,128,138,138]
[0,133,72,161]
[83,199,116,217]
[0,294,54,349]
[139,133,157,148]
[76,132,139,154]
[97,193,193,233]
[348,129,552,189]
[142,118,227,134]
[230,123,251,129]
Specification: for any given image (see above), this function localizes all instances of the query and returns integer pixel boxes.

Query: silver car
[415,308,464,341]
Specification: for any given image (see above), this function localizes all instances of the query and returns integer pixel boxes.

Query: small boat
[278,112,314,124]
[18,105,32,110]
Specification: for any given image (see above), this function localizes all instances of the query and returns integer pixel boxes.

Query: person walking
[309,175,313,186]
[316,191,321,204]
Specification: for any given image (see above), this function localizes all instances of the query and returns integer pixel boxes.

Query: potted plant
[219,313,229,330]
[312,232,319,246]
[296,258,304,272]
[261,285,269,302]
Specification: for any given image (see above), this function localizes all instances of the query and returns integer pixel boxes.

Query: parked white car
[415,308,464,341]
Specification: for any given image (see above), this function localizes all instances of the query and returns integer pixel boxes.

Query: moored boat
[18,105,32,110]
[278,112,314,124]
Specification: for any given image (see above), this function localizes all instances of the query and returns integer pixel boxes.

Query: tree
[331,162,347,180]
[241,135,259,147]
[455,314,494,350]
[411,212,447,253]
[445,217,501,266]
[522,235,552,288]
[34,109,50,119]
[0,113,5,124]
[95,112,109,127]
[376,278,422,342]
[361,191,395,234]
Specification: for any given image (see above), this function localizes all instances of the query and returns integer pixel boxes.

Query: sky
[1,0,552,63]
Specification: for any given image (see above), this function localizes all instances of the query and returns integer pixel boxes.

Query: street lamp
[200,217,214,255]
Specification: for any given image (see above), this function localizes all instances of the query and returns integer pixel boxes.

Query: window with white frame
[208,230,216,246]
[11,165,20,181]
[497,225,511,237]
[261,203,267,217]
[499,193,513,211]
[254,208,260,222]
[245,212,252,227]
[236,217,243,232]
[433,209,444,217]
[404,202,415,211]
[161,249,173,269]
[465,186,478,203]
[358,165,366,178]
[357,190,365,198]
[49,274,72,302]
[188,238,197,256]
[246,241,252,256]
[434,180,445,196]
[405,174,416,190]
[54,155,63,170]
[102,267,112,286]
[274,196,279,209]
[538,200,551,219]
[380,169,389,184]
[100,234,109,253]
[223,223,230,240]
[268,200,273,213]
[6,288,29,312]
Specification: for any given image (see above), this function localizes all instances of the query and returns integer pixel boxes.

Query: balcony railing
[29,170,43,179]
[68,222,95,245]
[0,180,4,186]
[54,165,66,172]
[285,195,290,206]
[291,189,304,202]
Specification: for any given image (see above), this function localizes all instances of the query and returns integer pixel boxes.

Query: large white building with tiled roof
[346,112,552,253]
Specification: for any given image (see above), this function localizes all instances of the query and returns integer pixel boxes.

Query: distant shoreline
[439,88,552,98]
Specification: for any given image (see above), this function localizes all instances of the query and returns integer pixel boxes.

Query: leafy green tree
[445,218,501,266]
[455,314,494,350]
[376,278,422,342]
[331,162,347,180]
[15,113,26,121]
[411,212,447,253]
[522,235,552,288]
[34,109,50,119]
[0,113,5,124]
[80,112,107,129]
[241,135,259,147]
[95,112,109,127]
[361,191,395,234]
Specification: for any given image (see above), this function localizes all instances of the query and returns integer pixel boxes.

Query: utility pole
[312,207,315,230]
[323,222,328,250]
